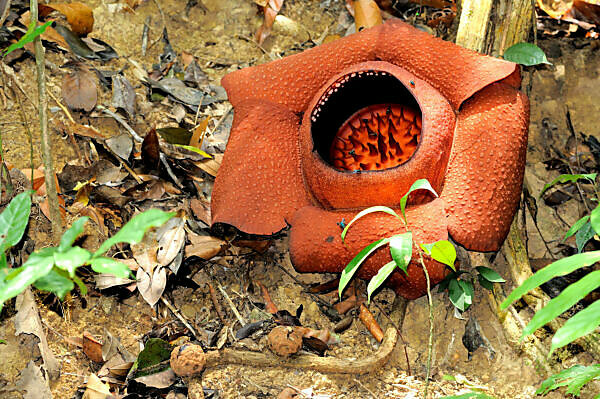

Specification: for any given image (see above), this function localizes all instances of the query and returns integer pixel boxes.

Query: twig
[217,283,247,326]
[354,378,378,398]
[31,0,63,242]
[208,282,226,323]
[160,296,199,340]
[236,35,278,60]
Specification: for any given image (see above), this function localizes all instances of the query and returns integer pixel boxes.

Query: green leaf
[540,173,597,197]
[564,214,590,242]
[33,268,74,299]
[339,238,390,299]
[53,247,91,277]
[458,280,474,306]
[449,278,471,312]
[94,209,175,256]
[389,232,412,274]
[341,206,400,243]
[172,144,212,159]
[475,266,506,283]
[551,299,600,354]
[591,205,600,236]
[0,253,7,270]
[501,251,600,309]
[90,257,132,279]
[576,221,595,253]
[3,21,53,56]
[399,179,438,223]
[503,42,551,66]
[536,364,600,396]
[367,261,397,303]
[478,274,494,291]
[0,247,56,305]
[0,191,32,254]
[422,240,456,270]
[131,338,172,378]
[58,217,89,252]
[522,270,600,338]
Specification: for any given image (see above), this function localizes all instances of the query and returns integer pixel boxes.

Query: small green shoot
[3,21,53,57]
[539,173,596,197]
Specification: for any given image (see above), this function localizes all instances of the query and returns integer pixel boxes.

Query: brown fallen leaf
[190,117,211,148]
[82,374,112,399]
[157,216,186,266]
[255,0,284,44]
[83,331,104,363]
[185,234,225,259]
[62,63,97,112]
[141,128,161,171]
[193,153,223,177]
[354,0,382,31]
[189,198,211,225]
[20,11,70,49]
[39,2,94,35]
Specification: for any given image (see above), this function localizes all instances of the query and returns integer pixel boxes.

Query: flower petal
[221,25,383,113]
[211,100,311,234]
[289,199,448,299]
[442,82,529,251]
[376,19,520,110]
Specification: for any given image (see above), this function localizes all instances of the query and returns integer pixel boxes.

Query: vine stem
[417,247,434,399]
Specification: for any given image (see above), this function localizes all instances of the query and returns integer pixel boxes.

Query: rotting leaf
[157,127,193,145]
[105,133,133,160]
[141,128,161,171]
[53,23,97,59]
[111,74,135,119]
[83,331,103,363]
[61,63,97,112]
[185,234,225,260]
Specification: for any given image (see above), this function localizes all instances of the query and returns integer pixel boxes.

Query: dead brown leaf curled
[61,63,97,112]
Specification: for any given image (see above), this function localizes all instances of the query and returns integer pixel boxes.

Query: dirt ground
[1,0,600,398]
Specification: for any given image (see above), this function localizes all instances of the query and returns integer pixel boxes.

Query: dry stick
[95,105,182,188]
[160,296,199,340]
[202,296,405,375]
[31,0,62,242]
[45,89,86,165]
[217,282,247,326]
[207,282,226,323]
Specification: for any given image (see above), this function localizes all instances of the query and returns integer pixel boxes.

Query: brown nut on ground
[170,344,206,376]
[268,326,303,357]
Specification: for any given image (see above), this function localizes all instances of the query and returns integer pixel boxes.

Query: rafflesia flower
[211,19,529,299]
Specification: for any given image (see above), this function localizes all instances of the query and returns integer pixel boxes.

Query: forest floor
[1,0,600,398]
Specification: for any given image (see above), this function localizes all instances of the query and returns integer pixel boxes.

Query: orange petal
[221,25,383,113]
[289,199,449,299]
[211,100,311,235]
[442,83,529,251]
[376,19,520,109]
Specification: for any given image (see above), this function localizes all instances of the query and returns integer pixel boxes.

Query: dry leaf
[185,234,225,259]
[141,128,161,171]
[256,0,284,44]
[15,361,52,399]
[82,374,112,399]
[193,153,223,177]
[62,63,97,112]
[39,2,94,35]
[20,11,69,49]
[189,198,211,225]
[65,120,105,139]
[157,217,186,266]
[83,331,104,363]
[137,266,167,307]
[190,117,211,148]
[353,0,382,31]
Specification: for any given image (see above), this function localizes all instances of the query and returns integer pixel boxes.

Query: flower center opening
[310,70,422,172]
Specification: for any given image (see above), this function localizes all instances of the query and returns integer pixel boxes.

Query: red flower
[211,19,529,299]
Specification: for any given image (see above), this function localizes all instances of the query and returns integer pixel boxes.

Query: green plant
[339,179,456,302]
[436,265,506,312]
[3,20,53,57]
[503,42,551,66]
[0,191,174,311]
[501,173,600,397]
